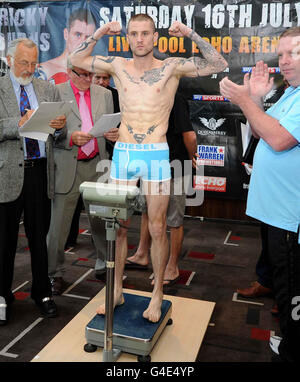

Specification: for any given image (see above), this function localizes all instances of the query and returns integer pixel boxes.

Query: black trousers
[0,159,52,303]
[66,195,83,246]
[256,223,273,289]
[267,224,300,362]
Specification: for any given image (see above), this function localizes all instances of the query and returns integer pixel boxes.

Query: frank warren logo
[197,145,225,167]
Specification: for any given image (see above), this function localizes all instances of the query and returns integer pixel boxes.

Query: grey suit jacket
[0,74,61,203]
[54,82,114,194]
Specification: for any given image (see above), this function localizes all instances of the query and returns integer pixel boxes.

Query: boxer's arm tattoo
[91,56,115,72]
[190,31,219,57]
[73,39,95,55]
[98,57,115,63]
[174,55,209,75]
[188,30,227,74]
[91,56,96,72]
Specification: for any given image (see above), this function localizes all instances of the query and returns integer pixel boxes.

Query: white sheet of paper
[19,101,73,141]
[89,112,121,137]
[241,121,253,156]
[21,131,50,142]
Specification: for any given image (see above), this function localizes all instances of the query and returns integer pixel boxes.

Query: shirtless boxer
[69,14,227,322]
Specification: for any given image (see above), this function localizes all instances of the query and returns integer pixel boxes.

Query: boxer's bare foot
[143,291,163,322]
[151,266,179,286]
[126,253,149,267]
[163,266,180,285]
[96,292,124,315]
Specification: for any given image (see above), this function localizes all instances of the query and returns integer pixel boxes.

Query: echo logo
[194,176,226,192]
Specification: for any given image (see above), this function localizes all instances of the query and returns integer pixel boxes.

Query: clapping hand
[246,60,274,101]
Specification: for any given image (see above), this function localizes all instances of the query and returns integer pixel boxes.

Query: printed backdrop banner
[1,0,298,199]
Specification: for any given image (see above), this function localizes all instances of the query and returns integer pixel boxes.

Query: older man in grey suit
[47,63,118,294]
[0,38,66,325]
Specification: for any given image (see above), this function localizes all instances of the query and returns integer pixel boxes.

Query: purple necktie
[79,91,94,156]
[19,85,40,159]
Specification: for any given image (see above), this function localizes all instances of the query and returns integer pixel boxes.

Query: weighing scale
[79,182,173,362]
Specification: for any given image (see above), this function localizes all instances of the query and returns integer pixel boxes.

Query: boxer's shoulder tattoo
[123,70,140,84]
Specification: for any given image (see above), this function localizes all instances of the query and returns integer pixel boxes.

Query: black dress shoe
[36,297,58,318]
[0,312,7,325]
[50,277,64,295]
[0,297,8,326]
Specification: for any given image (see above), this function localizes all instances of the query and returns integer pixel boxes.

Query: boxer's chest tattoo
[123,61,171,86]
[123,70,140,84]
[140,67,165,85]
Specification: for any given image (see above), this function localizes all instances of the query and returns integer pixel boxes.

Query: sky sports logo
[197,145,225,167]
[242,67,280,73]
[193,95,230,101]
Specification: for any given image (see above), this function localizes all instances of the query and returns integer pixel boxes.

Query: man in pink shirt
[47,64,118,294]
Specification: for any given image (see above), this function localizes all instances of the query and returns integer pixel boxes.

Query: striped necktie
[20,85,40,159]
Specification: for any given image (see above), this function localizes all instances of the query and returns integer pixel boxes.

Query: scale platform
[84,293,172,361]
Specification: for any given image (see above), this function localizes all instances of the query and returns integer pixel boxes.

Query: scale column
[103,220,121,362]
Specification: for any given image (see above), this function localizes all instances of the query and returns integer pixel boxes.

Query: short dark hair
[280,26,300,39]
[67,8,96,31]
[127,14,156,33]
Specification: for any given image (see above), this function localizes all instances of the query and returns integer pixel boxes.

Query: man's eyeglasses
[14,60,37,69]
[71,69,93,79]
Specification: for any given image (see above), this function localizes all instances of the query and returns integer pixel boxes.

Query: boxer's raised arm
[168,21,228,78]
[68,22,121,75]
